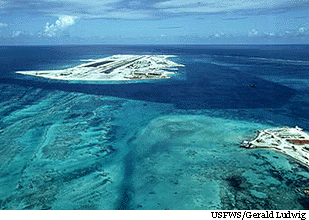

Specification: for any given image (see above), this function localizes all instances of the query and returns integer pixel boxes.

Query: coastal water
[1,45,309,209]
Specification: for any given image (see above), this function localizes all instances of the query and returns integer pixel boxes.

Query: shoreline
[241,126,309,168]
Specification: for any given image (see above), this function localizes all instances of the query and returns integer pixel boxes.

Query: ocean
[1,44,309,209]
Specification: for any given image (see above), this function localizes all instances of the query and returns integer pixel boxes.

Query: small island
[241,126,309,167]
[16,55,184,81]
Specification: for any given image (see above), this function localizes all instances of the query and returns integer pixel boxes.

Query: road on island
[88,55,148,74]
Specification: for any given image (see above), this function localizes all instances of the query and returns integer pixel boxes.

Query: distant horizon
[1,43,309,47]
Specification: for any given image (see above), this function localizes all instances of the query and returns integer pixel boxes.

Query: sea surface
[1,44,309,210]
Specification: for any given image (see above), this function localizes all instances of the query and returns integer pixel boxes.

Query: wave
[206,54,309,66]
[246,57,309,65]
[210,62,250,68]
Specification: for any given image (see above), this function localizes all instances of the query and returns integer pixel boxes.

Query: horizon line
[1,43,309,47]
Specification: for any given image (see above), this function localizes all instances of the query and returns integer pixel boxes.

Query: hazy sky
[0,0,309,45]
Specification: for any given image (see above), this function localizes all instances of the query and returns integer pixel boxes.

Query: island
[16,55,185,81]
[241,126,309,167]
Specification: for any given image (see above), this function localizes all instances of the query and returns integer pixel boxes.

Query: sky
[0,0,309,45]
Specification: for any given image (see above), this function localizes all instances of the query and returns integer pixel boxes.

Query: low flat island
[241,126,309,167]
[16,55,185,81]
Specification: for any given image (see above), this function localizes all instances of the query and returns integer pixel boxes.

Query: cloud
[282,27,308,36]
[0,0,121,18]
[3,0,309,21]
[47,0,120,4]
[12,30,24,38]
[128,1,142,7]
[40,1,151,20]
[100,10,151,19]
[247,26,309,38]
[223,17,248,21]
[44,15,77,37]
[248,29,259,37]
[248,29,282,37]
[154,0,307,14]
[210,32,226,39]
[0,23,8,28]
[43,0,121,9]
[265,32,275,36]
[72,10,151,20]
[298,27,307,34]
[158,26,181,30]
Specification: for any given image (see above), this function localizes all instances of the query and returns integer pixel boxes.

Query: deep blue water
[0,45,300,110]
[1,45,309,210]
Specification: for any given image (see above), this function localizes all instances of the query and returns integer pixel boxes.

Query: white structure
[241,127,309,167]
[16,55,184,81]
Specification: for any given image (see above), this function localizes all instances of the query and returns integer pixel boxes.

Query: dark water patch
[298,196,309,210]
[235,196,263,209]
[117,189,132,210]
[88,117,106,127]
[0,84,50,117]
[62,167,95,182]
[82,112,93,117]
[95,145,116,157]
[225,175,247,191]
[65,113,83,120]
[116,151,135,210]
[57,159,113,183]
[0,62,296,110]
[267,168,285,182]
[105,125,121,142]
[76,144,116,160]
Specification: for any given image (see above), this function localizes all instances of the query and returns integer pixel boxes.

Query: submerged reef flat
[130,115,308,210]
[16,55,184,81]
[1,89,309,210]
[241,127,309,167]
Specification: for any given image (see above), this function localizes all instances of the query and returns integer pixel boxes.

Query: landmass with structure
[241,126,309,167]
[16,55,185,81]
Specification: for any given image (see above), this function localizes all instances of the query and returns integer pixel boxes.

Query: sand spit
[241,126,309,167]
[16,55,185,81]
